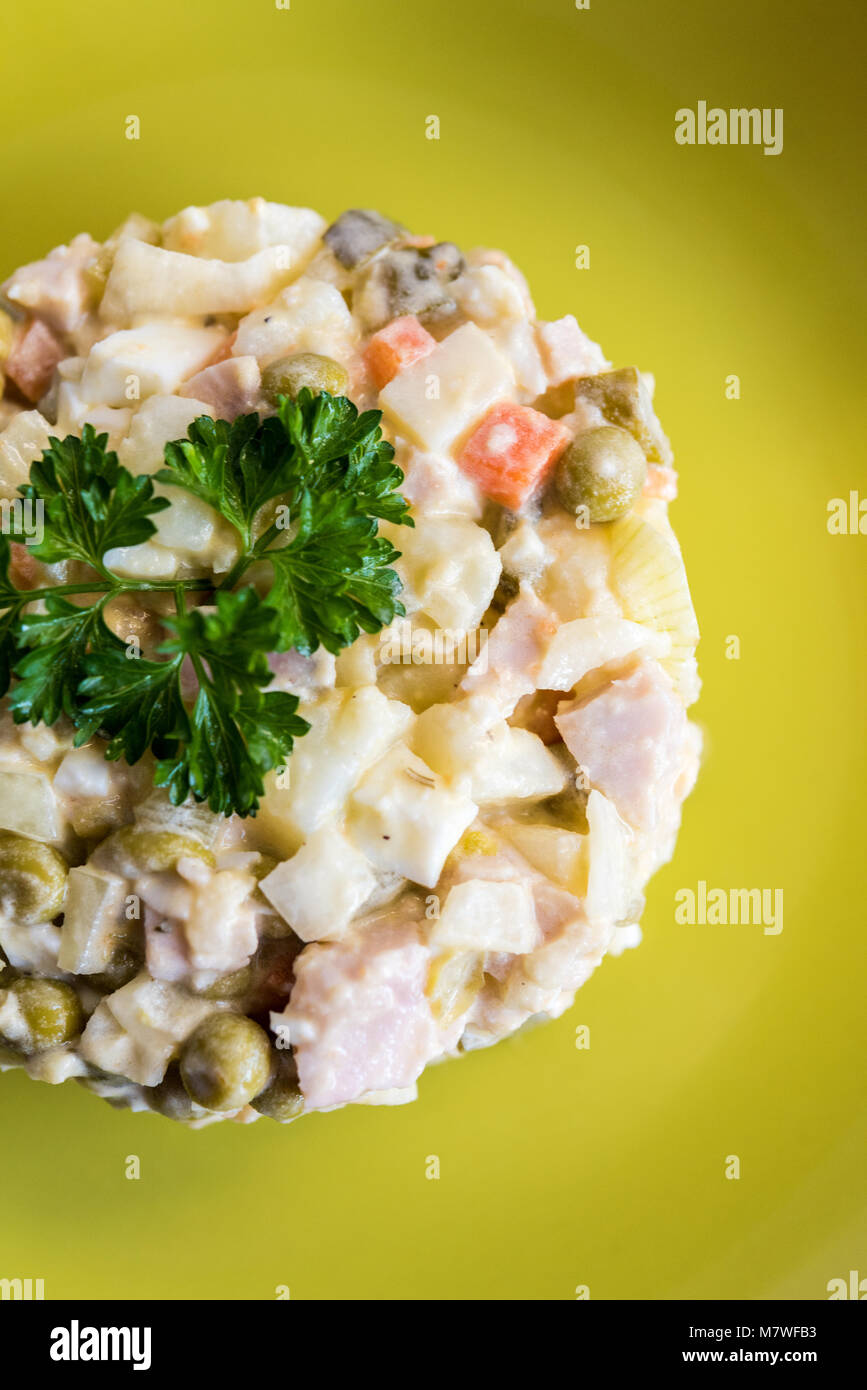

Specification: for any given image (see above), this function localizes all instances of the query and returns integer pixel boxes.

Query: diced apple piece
[80,323,225,407]
[260,825,377,942]
[457,401,570,510]
[255,687,414,853]
[502,824,589,896]
[380,515,500,631]
[348,743,477,888]
[430,879,540,953]
[380,322,514,454]
[0,768,62,842]
[364,315,436,389]
[162,199,325,264]
[0,410,53,499]
[536,616,670,691]
[57,866,126,974]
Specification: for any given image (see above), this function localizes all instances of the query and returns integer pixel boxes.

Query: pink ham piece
[2,234,99,334]
[536,315,607,386]
[555,660,687,833]
[5,319,65,402]
[283,918,441,1110]
[178,355,261,419]
[461,586,560,715]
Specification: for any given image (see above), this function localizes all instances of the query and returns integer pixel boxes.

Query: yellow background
[0,0,864,1300]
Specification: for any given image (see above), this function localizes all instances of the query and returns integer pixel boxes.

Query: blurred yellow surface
[0,0,864,1300]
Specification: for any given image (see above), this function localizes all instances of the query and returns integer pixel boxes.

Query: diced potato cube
[585,789,633,924]
[118,393,213,476]
[80,323,224,407]
[58,865,126,974]
[348,743,477,888]
[0,768,62,842]
[54,382,131,449]
[413,701,566,803]
[430,879,540,953]
[364,315,436,389]
[380,322,514,454]
[536,616,670,691]
[457,401,570,510]
[452,264,527,327]
[101,539,178,580]
[0,410,53,500]
[100,240,305,323]
[255,687,414,853]
[80,973,213,1087]
[380,515,500,631]
[233,276,358,366]
[162,199,325,264]
[260,825,377,941]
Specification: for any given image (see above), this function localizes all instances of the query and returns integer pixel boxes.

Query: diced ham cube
[456,401,570,510]
[2,234,99,335]
[554,660,687,833]
[282,918,441,1110]
[536,315,608,386]
[4,320,65,403]
[178,355,261,419]
[364,315,436,389]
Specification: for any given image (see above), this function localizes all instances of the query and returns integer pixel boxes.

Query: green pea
[6,977,83,1053]
[180,1013,271,1112]
[250,1048,304,1122]
[574,367,672,465]
[555,426,647,523]
[262,353,349,405]
[145,1063,195,1121]
[0,831,68,926]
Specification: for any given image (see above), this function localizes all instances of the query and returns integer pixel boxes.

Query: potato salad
[0,199,700,1123]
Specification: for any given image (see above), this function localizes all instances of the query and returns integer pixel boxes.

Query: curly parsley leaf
[9,595,109,727]
[0,536,21,698]
[20,424,170,567]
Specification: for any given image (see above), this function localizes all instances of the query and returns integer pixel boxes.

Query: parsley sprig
[0,393,411,816]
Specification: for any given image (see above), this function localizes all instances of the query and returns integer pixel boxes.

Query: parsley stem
[217,521,282,592]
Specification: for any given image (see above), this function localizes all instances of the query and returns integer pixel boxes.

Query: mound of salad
[0,199,700,1123]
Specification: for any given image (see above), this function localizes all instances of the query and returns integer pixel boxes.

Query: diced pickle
[261,352,349,405]
[250,1048,304,1121]
[180,1013,271,1111]
[195,963,254,1001]
[145,1062,195,1121]
[323,208,405,268]
[89,946,144,995]
[356,243,465,331]
[0,832,68,926]
[555,426,647,523]
[104,828,215,876]
[574,367,672,466]
[5,977,83,1053]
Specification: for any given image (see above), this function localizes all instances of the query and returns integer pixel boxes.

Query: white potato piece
[452,264,527,327]
[57,866,126,974]
[0,410,53,499]
[0,768,62,841]
[81,973,213,1087]
[101,539,179,580]
[536,616,671,691]
[413,701,566,803]
[118,393,211,475]
[348,742,477,888]
[260,825,377,942]
[54,382,131,449]
[430,879,540,954]
[233,276,358,366]
[396,448,482,518]
[255,687,414,853]
[380,322,514,454]
[585,789,633,924]
[162,198,325,263]
[381,515,500,632]
[80,323,224,407]
[100,239,303,324]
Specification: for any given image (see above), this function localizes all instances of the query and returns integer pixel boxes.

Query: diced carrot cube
[457,402,571,510]
[364,315,436,390]
[5,319,64,403]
